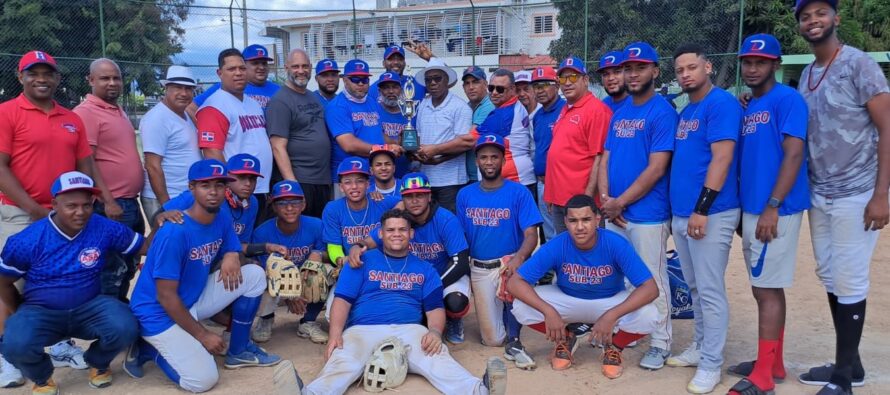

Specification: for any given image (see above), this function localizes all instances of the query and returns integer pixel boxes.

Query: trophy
[398,73,420,153]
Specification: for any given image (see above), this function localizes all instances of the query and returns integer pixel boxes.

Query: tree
[0,0,192,106]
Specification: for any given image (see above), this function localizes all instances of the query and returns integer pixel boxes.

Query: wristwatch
[767,197,782,209]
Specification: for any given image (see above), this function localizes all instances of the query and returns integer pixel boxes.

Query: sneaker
[666,342,700,368]
[224,342,282,369]
[273,360,304,392]
[445,319,465,344]
[88,368,112,389]
[799,363,865,387]
[503,340,536,370]
[815,383,853,395]
[252,316,274,343]
[551,333,577,371]
[31,379,58,395]
[482,357,507,395]
[48,340,87,369]
[0,355,24,388]
[297,321,329,344]
[640,346,671,370]
[122,343,145,379]
[601,344,624,379]
[687,367,721,394]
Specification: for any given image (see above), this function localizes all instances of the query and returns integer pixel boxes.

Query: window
[534,15,553,34]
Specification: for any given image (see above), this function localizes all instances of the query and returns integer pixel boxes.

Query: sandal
[727,361,785,383]
[728,378,775,395]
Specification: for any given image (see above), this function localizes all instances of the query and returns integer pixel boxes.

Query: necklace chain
[807,45,841,92]
[383,252,409,275]
[346,200,370,226]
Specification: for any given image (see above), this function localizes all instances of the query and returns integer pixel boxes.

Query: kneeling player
[507,194,658,378]
[301,210,506,395]
[126,160,281,393]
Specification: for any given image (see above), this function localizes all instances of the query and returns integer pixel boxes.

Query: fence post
[735,0,746,94]
[352,0,358,59]
[99,0,107,57]
[469,0,476,66]
[584,0,588,64]
[229,0,235,47]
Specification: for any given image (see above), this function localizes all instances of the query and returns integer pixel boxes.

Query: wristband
[693,187,719,216]
[245,243,267,257]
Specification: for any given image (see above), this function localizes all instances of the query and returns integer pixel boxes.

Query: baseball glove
[496,256,514,303]
[363,337,409,393]
[266,253,302,299]
[301,260,333,303]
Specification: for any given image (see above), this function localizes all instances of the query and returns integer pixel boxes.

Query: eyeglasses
[558,74,584,85]
[424,75,444,84]
[274,199,304,208]
[532,81,556,90]
[487,85,509,94]
[347,76,370,85]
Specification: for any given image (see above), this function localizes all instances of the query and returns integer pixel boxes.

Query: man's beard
[289,74,309,88]
[607,85,626,98]
[804,21,836,44]
[381,97,400,108]
[481,166,502,181]
[205,205,221,214]
[628,77,654,96]
[319,84,337,95]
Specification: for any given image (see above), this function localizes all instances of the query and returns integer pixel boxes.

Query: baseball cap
[18,50,58,73]
[377,72,401,86]
[596,51,624,72]
[51,171,99,197]
[400,172,432,195]
[621,41,659,65]
[462,66,487,82]
[795,0,837,19]
[557,56,587,75]
[369,144,398,162]
[531,66,557,82]
[161,65,197,87]
[514,70,532,84]
[475,134,506,153]
[227,153,264,177]
[271,180,305,201]
[243,44,273,62]
[337,156,371,177]
[343,59,372,77]
[739,34,782,59]
[316,59,340,75]
[188,159,235,183]
[384,45,406,60]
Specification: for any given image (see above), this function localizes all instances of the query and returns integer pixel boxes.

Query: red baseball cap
[18,50,58,73]
[531,66,557,82]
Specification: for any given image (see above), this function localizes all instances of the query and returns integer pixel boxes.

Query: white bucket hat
[414,58,458,88]
[160,65,197,87]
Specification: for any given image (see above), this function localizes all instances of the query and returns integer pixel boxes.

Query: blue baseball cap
[795,0,837,19]
[596,50,624,72]
[51,171,99,197]
[739,34,782,59]
[243,44,273,62]
[343,59,371,77]
[475,134,506,153]
[621,41,659,65]
[400,172,432,195]
[462,65,487,81]
[315,59,340,75]
[337,156,371,177]
[271,180,305,201]
[227,153,263,177]
[188,159,235,183]
[384,45,405,60]
[377,72,401,86]
[557,56,587,75]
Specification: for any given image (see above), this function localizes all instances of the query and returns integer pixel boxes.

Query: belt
[471,258,502,269]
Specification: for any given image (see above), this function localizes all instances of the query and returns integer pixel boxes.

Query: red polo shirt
[544,92,611,206]
[0,94,92,208]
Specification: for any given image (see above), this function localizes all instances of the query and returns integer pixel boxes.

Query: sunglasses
[558,74,584,85]
[424,75,445,84]
[532,81,557,90]
[487,85,509,94]
[274,199,304,208]
[347,76,370,85]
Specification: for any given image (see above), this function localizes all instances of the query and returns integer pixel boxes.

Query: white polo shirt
[416,92,473,187]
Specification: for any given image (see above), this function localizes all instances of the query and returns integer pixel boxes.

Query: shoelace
[553,341,572,361]
[603,347,622,366]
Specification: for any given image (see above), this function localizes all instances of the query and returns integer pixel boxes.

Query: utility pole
[242,0,249,48]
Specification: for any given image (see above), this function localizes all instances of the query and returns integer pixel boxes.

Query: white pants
[606,220,672,349]
[444,275,471,297]
[511,286,658,335]
[143,265,266,393]
[809,190,883,304]
[303,324,486,395]
[470,262,506,346]
[741,212,803,289]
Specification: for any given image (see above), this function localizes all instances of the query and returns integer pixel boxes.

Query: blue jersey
[325,94,386,182]
[740,84,811,215]
[314,90,334,107]
[518,230,651,300]
[322,196,401,250]
[456,181,542,260]
[163,190,258,243]
[195,81,280,110]
[130,214,241,336]
[604,95,677,222]
[334,248,443,327]
[532,97,566,177]
[377,109,413,178]
[602,95,630,113]
[368,178,402,199]
[251,217,325,267]
[368,74,426,103]
[670,88,742,217]
[0,214,142,310]
[373,207,468,274]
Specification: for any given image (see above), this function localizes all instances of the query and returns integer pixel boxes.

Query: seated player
[347,172,472,343]
[125,160,281,393]
[251,180,328,344]
[0,172,145,394]
[367,145,402,198]
[300,209,506,395]
[507,194,659,379]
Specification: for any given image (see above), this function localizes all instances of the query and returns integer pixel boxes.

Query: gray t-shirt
[266,86,332,184]
[799,45,890,198]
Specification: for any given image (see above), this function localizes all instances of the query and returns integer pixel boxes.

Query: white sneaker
[0,355,24,388]
[666,342,700,368]
[48,340,88,369]
[297,321,329,344]
[687,367,721,394]
[252,316,274,343]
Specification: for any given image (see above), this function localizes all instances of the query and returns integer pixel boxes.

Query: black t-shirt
[265,86,332,184]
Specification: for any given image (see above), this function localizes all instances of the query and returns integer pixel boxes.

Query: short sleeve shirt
[417,93,473,187]
[322,196,400,250]
[475,98,535,185]
[139,102,203,199]
[163,190,258,243]
[456,181,542,260]
[532,97,566,177]
[377,110,412,178]
[325,94,386,182]
[408,207,468,274]
[251,216,325,267]
[602,95,630,113]
[265,86,332,184]
[195,81,280,110]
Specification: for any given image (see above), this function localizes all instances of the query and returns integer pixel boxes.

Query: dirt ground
[19,217,890,395]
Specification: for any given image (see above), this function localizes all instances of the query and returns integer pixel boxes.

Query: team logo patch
[350,160,364,170]
[61,123,77,133]
[566,58,574,66]
[210,164,225,175]
[483,135,498,143]
[569,114,581,125]
[323,60,333,70]
[628,47,642,58]
[604,55,616,65]
[241,158,256,170]
[750,39,766,51]
[280,183,293,193]
[36,51,47,60]
[256,48,266,56]
[78,247,101,268]
[200,131,215,142]
[234,222,245,235]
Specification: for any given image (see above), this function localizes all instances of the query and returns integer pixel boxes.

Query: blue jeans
[1,295,138,383]
[96,198,145,302]
[536,179,555,241]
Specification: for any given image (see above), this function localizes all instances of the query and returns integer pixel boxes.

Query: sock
[228,295,262,355]
[528,322,547,334]
[155,354,182,385]
[748,339,778,390]
[503,303,522,340]
[300,302,324,324]
[773,329,786,379]
[830,299,866,391]
[611,330,645,350]
[137,339,159,365]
